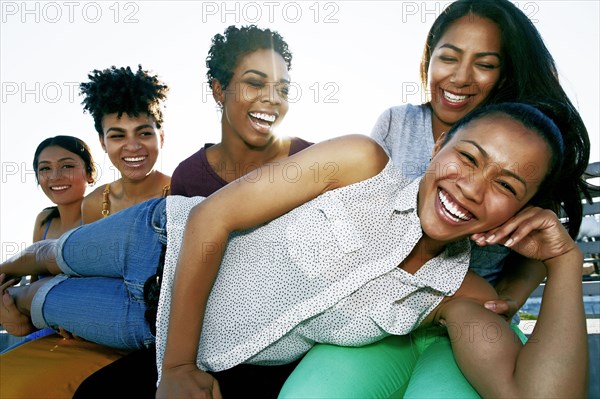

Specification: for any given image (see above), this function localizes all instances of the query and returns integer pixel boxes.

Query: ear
[432,131,447,159]
[212,79,224,104]
[159,130,165,148]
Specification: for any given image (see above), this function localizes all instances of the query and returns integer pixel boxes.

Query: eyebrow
[38,157,78,165]
[105,124,155,134]
[439,43,501,60]
[242,69,291,84]
[461,140,527,187]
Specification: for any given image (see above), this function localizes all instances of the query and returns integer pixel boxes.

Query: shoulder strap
[102,184,111,217]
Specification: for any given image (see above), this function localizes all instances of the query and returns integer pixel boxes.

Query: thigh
[40,276,153,349]
[278,335,417,398]
[56,198,165,283]
[404,332,480,399]
[404,323,527,398]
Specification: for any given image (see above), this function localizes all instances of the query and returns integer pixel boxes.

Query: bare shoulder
[423,271,499,326]
[81,185,105,224]
[32,209,53,242]
[156,172,172,188]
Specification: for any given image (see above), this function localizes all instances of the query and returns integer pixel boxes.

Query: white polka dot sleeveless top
[156,160,470,378]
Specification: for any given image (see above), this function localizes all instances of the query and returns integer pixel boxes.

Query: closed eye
[245,79,264,88]
[439,56,457,63]
[476,63,496,70]
[459,151,478,167]
[497,180,517,196]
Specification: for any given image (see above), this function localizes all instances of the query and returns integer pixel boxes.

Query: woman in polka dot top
[1,103,588,398]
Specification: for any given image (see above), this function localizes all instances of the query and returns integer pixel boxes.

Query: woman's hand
[156,365,222,399]
[471,206,579,263]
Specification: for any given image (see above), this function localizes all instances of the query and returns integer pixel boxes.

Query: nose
[456,169,484,204]
[261,83,282,105]
[47,168,61,180]
[124,136,142,151]
[450,61,472,87]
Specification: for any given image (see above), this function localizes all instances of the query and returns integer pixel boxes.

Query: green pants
[279,324,527,398]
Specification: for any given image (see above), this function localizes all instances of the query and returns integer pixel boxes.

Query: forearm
[162,207,228,370]
[493,254,546,309]
[0,240,60,277]
[445,249,587,398]
[522,250,588,386]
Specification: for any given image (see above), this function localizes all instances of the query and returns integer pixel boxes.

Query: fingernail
[484,303,496,311]
[505,238,513,247]
[485,234,495,243]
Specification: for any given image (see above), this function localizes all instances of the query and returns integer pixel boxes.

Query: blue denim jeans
[30,198,167,350]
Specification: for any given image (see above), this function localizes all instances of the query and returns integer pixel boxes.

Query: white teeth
[50,186,69,191]
[124,157,145,162]
[439,191,471,221]
[443,90,468,103]
[249,112,276,123]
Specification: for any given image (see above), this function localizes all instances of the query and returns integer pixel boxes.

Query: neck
[115,170,167,201]
[55,200,84,230]
[430,110,452,143]
[209,137,290,182]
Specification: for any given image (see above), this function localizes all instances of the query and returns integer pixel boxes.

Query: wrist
[543,248,583,277]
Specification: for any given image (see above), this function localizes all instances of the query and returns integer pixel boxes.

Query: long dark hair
[421,0,591,237]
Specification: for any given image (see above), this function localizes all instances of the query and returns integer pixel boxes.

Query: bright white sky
[1,1,598,261]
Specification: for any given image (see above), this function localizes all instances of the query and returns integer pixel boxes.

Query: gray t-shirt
[370,104,510,284]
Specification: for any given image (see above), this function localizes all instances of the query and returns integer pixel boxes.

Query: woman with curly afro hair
[170,24,311,197]
[80,65,171,224]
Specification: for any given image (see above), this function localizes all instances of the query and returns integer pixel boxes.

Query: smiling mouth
[123,156,146,162]
[442,90,471,104]
[249,112,276,128]
[50,185,69,191]
[438,189,473,222]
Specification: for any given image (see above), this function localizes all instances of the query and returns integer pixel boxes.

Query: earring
[216,101,223,111]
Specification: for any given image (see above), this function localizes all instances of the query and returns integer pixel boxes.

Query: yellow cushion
[0,334,129,399]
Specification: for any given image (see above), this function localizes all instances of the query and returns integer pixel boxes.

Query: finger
[484,300,509,315]
[212,379,223,399]
[482,207,546,246]
[2,290,16,308]
[470,206,540,245]
[0,276,19,292]
[502,210,557,248]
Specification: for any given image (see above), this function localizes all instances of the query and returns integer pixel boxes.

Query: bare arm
[157,135,388,399]
[437,207,587,398]
[81,187,103,224]
[485,253,547,319]
[30,211,49,283]
[0,240,61,278]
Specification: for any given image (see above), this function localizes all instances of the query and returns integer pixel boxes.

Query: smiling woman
[79,65,172,224]
[32,136,96,275]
